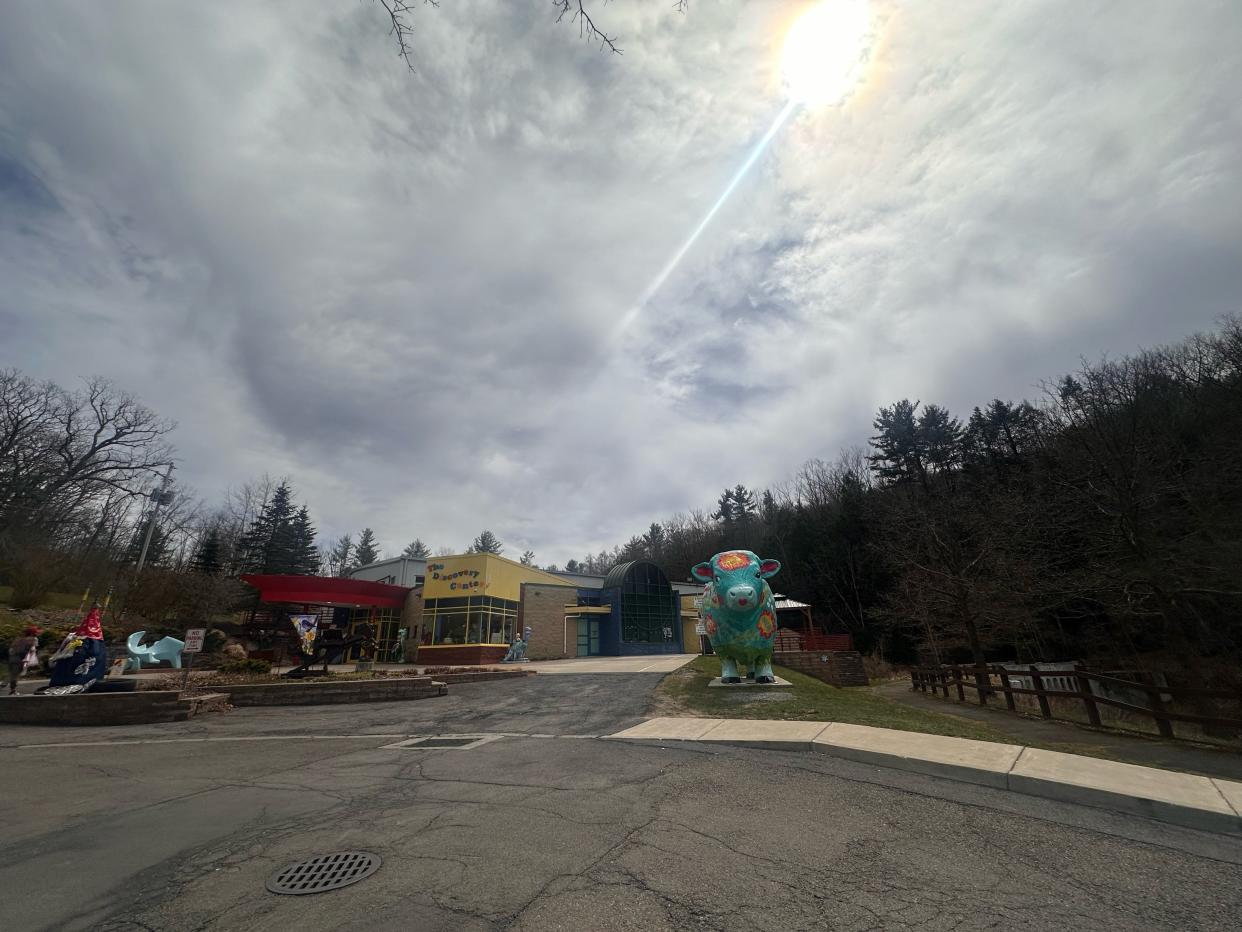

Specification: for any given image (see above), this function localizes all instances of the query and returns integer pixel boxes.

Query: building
[241,553,718,665]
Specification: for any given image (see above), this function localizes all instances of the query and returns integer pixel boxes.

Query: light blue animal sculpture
[692,550,781,684]
[125,630,185,672]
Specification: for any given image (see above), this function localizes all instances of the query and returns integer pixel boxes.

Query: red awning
[241,574,411,609]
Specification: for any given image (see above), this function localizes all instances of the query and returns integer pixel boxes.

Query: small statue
[502,635,528,663]
[42,605,109,695]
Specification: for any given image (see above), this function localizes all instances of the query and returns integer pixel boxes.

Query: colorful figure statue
[502,635,528,663]
[43,606,109,695]
[692,550,782,684]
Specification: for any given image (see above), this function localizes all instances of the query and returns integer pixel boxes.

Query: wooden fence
[910,664,1242,741]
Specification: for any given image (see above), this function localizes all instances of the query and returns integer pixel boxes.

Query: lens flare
[782,0,873,105]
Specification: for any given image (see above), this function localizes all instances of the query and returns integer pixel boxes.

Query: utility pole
[136,464,176,574]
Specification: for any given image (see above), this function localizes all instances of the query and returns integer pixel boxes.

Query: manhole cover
[266,852,381,896]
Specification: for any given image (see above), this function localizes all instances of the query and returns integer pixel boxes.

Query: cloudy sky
[2,1,1240,565]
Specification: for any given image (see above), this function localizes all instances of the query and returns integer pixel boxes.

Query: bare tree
[374,0,689,69]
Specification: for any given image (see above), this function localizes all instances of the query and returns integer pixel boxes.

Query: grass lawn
[655,656,1034,745]
[0,585,83,610]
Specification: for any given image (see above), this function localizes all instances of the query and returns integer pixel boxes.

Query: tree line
[583,318,1242,685]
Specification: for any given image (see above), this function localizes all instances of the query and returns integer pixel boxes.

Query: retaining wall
[0,690,200,726]
[775,650,869,687]
[216,676,446,707]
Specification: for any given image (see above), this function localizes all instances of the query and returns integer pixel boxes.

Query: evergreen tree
[564,559,581,573]
[189,527,223,576]
[127,517,169,568]
[237,481,297,574]
[520,549,535,566]
[712,489,736,524]
[402,538,431,559]
[869,399,926,487]
[470,529,503,554]
[328,534,353,577]
[732,484,758,520]
[353,528,381,568]
[642,522,666,560]
[290,506,319,574]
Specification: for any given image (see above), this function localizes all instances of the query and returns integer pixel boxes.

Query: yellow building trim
[565,605,612,614]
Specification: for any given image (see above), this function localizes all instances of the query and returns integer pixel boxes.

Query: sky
[2,1,1241,566]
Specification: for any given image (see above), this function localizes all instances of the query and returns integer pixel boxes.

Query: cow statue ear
[758,559,781,578]
[691,562,714,582]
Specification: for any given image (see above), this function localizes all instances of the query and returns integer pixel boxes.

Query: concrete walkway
[873,678,1242,782]
[608,716,1242,837]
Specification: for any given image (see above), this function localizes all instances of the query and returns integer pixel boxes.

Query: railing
[773,630,854,652]
[910,664,1242,742]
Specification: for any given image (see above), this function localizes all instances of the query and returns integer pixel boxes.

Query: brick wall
[774,650,869,687]
[520,583,577,660]
[401,589,425,661]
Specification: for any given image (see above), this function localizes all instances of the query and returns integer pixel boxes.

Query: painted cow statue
[692,550,781,684]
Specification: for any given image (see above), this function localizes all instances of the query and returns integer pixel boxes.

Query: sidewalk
[607,716,1242,837]
[873,679,1242,782]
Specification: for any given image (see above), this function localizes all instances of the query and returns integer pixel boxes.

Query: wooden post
[998,668,1017,711]
[1146,686,1175,738]
[1029,665,1052,719]
[1076,670,1102,727]
[954,665,966,702]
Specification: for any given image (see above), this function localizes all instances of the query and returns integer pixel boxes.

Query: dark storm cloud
[1,1,1240,563]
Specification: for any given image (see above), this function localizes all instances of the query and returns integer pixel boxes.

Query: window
[425,596,518,645]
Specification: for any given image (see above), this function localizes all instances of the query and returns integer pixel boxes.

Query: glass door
[576,619,601,656]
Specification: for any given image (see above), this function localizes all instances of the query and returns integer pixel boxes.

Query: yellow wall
[423,553,569,603]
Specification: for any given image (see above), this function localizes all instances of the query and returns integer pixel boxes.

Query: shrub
[204,628,228,653]
[222,642,247,661]
[217,658,271,675]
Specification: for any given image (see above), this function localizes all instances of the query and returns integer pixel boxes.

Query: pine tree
[520,549,535,566]
[189,527,223,576]
[642,522,666,560]
[470,529,503,554]
[127,517,169,568]
[237,481,297,574]
[328,534,352,577]
[564,559,581,574]
[712,489,736,524]
[290,506,319,575]
[353,528,381,568]
[732,484,758,520]
[402,538,431,558]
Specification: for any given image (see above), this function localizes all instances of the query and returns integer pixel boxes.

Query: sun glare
[782,0,873,106]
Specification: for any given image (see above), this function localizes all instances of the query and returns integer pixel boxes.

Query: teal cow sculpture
[692,550,781,684]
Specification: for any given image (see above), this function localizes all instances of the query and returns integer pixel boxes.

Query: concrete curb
[606,717,1242,837]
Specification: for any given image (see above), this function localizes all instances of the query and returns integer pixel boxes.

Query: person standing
[6,624,41,695]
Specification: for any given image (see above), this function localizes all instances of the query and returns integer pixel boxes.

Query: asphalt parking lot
[3,674,1241,931]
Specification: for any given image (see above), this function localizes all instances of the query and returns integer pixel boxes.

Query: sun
[782,0,873,106]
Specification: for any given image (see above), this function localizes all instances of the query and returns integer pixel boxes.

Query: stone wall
[217,676,445,707]
[520,583,577,660]
[774,650,869,687]
[0,690,197,726]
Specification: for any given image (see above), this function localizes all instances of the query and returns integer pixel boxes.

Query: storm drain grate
[266,851,381,895]
[380,734,503,750]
